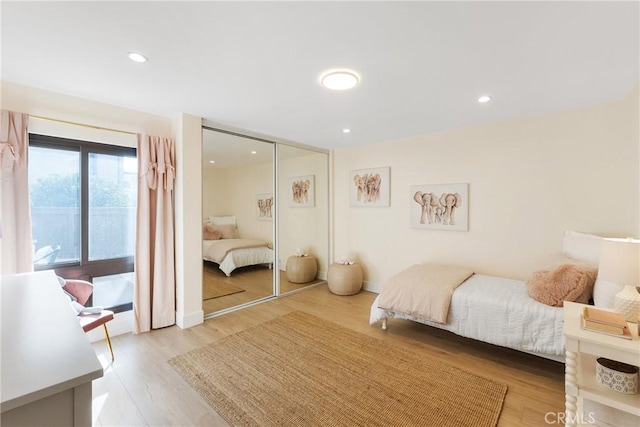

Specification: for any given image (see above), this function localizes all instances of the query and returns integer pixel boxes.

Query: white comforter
[370,274,565,358]
[203,239,273,276]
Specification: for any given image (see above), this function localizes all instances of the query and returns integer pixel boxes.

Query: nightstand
[563,301,640,427]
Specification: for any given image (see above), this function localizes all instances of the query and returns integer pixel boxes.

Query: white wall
[202,166,229,219]
[1,81,171,141]
[333,86,640,291]
[174,113,204,329]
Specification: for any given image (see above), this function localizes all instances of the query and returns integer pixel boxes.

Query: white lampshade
[598,238,639,287]
[599,238,640,322]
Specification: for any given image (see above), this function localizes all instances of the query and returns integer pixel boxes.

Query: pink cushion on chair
[78,310,115,333]
[63,279,94,306]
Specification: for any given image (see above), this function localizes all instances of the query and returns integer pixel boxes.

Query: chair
[62,279,115,361]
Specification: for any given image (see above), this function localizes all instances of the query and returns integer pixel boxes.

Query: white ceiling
[2,1,638,150]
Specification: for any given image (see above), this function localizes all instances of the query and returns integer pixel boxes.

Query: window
[29,134,136,312]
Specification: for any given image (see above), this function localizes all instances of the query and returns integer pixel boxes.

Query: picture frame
[410,183,469,231]
[255,193,274,220]
[349,167,390,207]
[288,175,315,207]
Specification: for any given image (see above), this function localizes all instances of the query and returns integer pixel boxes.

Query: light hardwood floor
[92,285,565,426]
[202,262,323,314]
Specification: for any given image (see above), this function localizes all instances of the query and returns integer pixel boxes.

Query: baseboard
[177,309,204,329]
[362,281,380,293]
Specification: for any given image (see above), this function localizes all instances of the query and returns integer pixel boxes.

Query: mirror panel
[202,128,274,314]
[277,144,329,293]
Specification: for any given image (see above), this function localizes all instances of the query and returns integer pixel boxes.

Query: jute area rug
[169,311,507,427]
[202,282,245,301]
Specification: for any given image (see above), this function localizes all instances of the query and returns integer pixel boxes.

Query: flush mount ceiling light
[209,160,215,164]
[342,128,351,134]
[478,95,492,103]
[128,52,148,63]
[320,70,360,91]
[251,150,257,154]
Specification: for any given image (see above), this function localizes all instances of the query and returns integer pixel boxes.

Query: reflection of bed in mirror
[202,216,273,277]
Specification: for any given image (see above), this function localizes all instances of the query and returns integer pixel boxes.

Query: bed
[370,273,565,361]
[202,216,274,277]
[370,231,607,362]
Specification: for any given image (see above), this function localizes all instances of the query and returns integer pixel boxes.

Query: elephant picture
[410,183,468,231]
[288,175,315,207]
[256,193,274,220]
[349,167,390,207]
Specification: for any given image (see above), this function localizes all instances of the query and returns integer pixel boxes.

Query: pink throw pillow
[203,225,222,240]
[526,264,589,307]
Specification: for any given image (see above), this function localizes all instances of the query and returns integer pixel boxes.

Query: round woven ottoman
[327,262,363,295]
[286,255,318,283]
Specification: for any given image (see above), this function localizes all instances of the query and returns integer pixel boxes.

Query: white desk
[1,270,103,426]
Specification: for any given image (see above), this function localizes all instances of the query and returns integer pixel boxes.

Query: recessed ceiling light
[478,95,492,103]
[251,150,257,154]
[128,52,148,63]
[343,128,351,134]
[320,70,360,91]
[209,160,215,164]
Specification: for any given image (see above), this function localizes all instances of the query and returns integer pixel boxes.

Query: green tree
[30,173,129,207]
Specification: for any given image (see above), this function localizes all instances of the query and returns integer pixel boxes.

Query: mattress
[370,274,565,358]
[203,239,274,276]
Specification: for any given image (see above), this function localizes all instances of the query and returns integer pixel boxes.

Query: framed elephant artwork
[350,167,390,207]
[288,175,315,207]
[410,183,469,231]
[256,193,274,220]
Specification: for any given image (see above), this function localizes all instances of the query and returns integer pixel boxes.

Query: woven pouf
[286,255,318,283]
[328,262,363,295]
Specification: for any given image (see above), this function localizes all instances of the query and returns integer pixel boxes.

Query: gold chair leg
[103,323,114,361]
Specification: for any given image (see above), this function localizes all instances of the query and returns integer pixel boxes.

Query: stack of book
[581,307,632,339]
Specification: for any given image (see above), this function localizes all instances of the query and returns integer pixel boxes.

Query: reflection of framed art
[349,167,390,207]
[288,175,315,207]
[256,193,274,220]
[410,183,468,231]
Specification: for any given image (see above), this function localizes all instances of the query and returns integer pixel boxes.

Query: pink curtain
[0,111,33,274]
[134,134,176,333]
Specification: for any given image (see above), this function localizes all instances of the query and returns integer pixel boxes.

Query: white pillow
[209,216,236,226]
[593,278,625,309]
[561,230,603,264]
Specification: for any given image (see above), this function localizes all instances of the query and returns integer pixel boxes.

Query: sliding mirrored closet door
[277,144,329,293]
[202,128,275,314]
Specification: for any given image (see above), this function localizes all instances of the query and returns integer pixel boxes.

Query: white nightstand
[564,301,640,427]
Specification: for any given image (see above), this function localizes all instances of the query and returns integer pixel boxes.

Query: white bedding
[203,239,274,276]
[370,274,565,359]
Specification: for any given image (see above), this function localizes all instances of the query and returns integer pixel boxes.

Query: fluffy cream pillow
[526,264,591,307]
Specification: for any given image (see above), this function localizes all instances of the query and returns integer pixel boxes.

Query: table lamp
[598,238,640,322]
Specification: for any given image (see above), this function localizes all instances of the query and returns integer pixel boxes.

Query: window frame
[29,133,136,313]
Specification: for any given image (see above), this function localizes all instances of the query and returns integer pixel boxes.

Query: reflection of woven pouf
[286,255,317,284]
[328,263,363,295]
